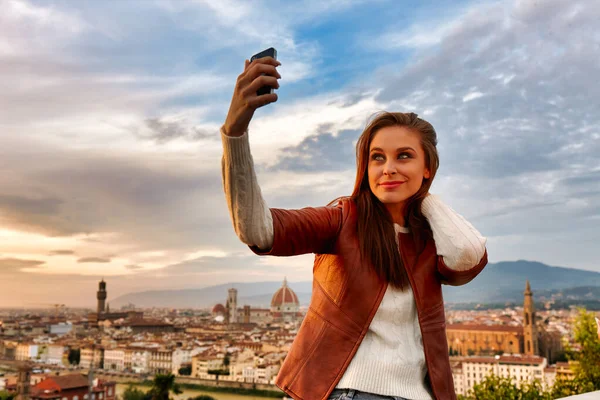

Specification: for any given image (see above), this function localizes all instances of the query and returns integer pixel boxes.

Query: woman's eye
[398,152,411,159]
[371,154,384,161]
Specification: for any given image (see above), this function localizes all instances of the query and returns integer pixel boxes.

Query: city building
[15,343,39,362]
[451,354,550,395]
[270,278,301,323]
[130,348,151,374]
[214,278,302,325]
[103,348,126,371]
[79,347,103,369]
[29,374,116,400]
[87,280,143,325]
[191,351,224,379]
[38,344,65,365]
[149,349,173,375]
[446,281,563,362]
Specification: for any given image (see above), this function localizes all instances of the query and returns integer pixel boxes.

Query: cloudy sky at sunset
[1,0,598,308]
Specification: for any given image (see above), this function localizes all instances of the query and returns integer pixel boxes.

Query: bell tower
[226,288,238,324]
[15,363,31,400]
[523,280,539,355]
[97,279,107,314]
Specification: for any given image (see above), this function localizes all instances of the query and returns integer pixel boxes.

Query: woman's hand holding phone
[223,56,281,137]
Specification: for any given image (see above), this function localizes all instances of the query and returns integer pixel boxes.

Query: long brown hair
[349,111,439,290]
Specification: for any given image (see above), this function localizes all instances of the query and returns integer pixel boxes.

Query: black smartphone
[250,47,278,96]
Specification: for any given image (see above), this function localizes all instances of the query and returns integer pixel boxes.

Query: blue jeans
[327,389,409,400]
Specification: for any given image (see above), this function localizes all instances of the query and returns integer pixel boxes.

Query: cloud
[78,257,111,264]
[0,257,45,271]
[125,264,144,270]
[143,118,213,143]
[1,0,599,307]
[268,125,359,172]
[49,250,76,256]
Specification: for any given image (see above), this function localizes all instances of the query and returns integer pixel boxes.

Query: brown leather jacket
[251,198,488,400]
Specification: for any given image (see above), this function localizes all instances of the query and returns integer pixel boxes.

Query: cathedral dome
[271,278,299,307]
[212,303,226,315]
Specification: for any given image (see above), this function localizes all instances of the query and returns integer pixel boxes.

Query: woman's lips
[379,181,405,189]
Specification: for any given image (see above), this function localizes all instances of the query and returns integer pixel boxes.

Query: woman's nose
[383,161,397,175]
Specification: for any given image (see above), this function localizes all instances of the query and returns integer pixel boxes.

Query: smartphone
[250,47,278,96]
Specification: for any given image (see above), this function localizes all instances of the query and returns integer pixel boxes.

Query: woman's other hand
[223,57,281,137]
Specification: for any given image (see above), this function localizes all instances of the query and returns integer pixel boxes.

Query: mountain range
[110,260,600,309]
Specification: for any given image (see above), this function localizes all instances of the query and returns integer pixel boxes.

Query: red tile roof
[446,324,523,333]
[34,374,89,392]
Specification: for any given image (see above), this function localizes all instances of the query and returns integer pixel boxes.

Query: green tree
[177,365,192,376]
[549,377,595,399]
[567,308,600,390]
[460,374,551,400]
[223,354,230,368]
[68,348,80,365]
[188,396,215,400]
[149,374,182,400]
[0,391,15,400]
[122,385,150,400]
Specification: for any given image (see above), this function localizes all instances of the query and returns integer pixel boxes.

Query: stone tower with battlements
[97,279,107,314]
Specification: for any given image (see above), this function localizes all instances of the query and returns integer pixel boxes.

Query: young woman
[220,56,488,400]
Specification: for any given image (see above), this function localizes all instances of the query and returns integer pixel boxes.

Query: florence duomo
[212,277,302,325]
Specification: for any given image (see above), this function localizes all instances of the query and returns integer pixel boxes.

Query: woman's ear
[424,168,431,179]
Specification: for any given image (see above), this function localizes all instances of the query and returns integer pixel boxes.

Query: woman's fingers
[247,93,278,109]
[248,56,280,69]
[223,57,280,136]
[241,63,281,86]
[242,75,280,97]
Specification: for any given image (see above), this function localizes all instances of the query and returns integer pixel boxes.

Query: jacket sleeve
[438,250,488,286]
[249,205,343,257]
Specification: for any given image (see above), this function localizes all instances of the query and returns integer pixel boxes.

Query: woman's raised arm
[221,56,341,255]
[221,128,274,250]
[220,56,281,250]
[421,194,488,285]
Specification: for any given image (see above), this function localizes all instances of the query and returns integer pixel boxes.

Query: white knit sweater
[221,128,487,399]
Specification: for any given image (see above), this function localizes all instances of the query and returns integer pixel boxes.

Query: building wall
[104,349,125,371]
[446,328,523,356]
[149,350,173,375]
[451,356,548,396]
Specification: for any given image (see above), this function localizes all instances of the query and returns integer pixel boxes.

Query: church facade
[446,280,564,363]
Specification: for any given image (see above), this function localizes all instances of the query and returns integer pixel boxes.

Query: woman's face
[367,125,430,217]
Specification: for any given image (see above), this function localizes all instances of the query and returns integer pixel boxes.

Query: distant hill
[442,260,600,303]
[110,260,600,309]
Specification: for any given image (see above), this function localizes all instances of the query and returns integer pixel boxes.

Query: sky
[0,0,599,308]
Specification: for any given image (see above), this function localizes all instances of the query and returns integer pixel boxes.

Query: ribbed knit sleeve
[220,127,274,250]
[421,194,487,271]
